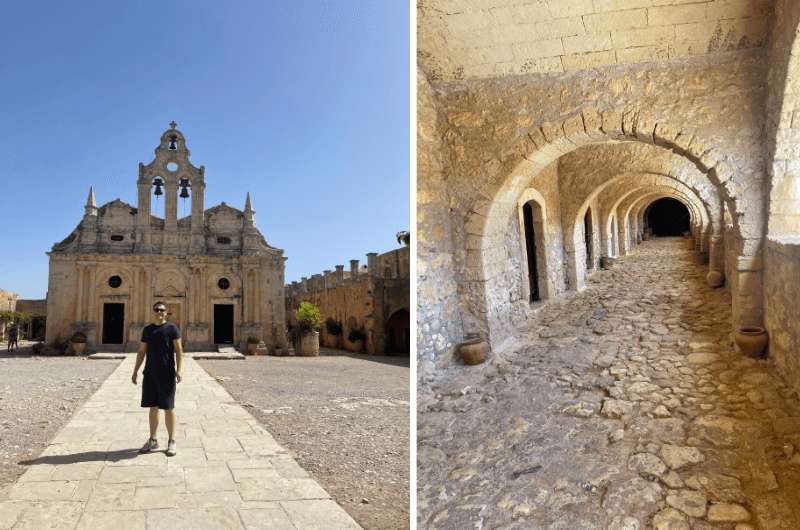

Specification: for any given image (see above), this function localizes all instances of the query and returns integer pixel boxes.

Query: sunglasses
[154,308,167,313]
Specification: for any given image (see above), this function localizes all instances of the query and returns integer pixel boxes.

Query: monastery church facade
[45,123,287,352]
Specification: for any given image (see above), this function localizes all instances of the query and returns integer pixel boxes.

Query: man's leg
[164,409,175,440]
[149,407,159,439]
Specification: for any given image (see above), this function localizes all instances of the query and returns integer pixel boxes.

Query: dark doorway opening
[102,303,124,344]
[385,309,410,355]
[523,203,541,302]
[646,198,690,236]
[214,304,234,344]
[584,209,593,270]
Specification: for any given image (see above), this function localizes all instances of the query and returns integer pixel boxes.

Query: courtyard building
[285,246,410,355]
[418,0,800,528]
[45,123,286,352]
[0,289,18,342]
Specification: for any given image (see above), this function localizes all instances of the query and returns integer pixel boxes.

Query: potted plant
[70,331,87,356]
[245,336,260,355]
[293,302,321,356]
[324,318,342,348]
[348,328,367,353]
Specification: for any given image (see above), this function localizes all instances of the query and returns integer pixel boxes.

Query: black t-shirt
[141,322,180,376]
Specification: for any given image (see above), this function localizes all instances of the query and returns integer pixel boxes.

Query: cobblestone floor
[418,238,800,530]
[0,355,360,529]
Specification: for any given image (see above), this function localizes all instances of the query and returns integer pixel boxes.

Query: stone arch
[567,172,713,291]
[599,175,713,258]
[621,189,699,252]
[467,107,749,346]
[604,183,705,258]
[515,188,551,304]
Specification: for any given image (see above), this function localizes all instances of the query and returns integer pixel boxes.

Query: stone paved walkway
[0,355,361,529]
[418,238,800,530]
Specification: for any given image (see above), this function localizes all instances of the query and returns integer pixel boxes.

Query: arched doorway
[384,309,409,355]
[646,198,691,236]
[584,208,593,270]
[522,201,542,302]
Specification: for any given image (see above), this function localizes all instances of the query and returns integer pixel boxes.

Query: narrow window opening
[110,235,124,242]
[584,209,593,270]
[523,202,541,302]
[168,135,178,150]
[217,236,231,245]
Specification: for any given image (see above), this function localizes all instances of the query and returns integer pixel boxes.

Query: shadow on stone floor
[19,449,139,466]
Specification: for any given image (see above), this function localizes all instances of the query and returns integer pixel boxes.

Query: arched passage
[465,108,760,347]
[645,198,691,237]
[385,309,410,355]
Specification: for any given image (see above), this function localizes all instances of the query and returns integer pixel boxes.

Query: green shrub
[70,331,87,343]
[295,302,321,332]
[246,336,260,344]
[325,318,342,336]
[348,328,366,343]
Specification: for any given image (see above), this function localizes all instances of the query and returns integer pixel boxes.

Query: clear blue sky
[0,1,409,299]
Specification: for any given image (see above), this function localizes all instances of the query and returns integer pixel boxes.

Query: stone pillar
[335,265,344,284]
[190,180,205,250]
[350,260,359,281]
[136,172,152,251]
[301,277,308,293]
[165,177,178,230]
[733,253,763,329]
[367,253,379,276]
[75,263,85,322]
[323,270,333,289]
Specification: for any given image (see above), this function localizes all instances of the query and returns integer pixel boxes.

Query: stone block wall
[286,247,410,355]
[417,69,463,382]
[418,0,771,82]
[764,238,800,395]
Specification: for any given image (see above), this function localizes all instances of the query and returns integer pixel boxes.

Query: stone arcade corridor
[418,239,800,529]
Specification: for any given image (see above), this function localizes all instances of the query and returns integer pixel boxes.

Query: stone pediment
[205,202,243,217]
[98,199,136,215]
[159,284,183,297]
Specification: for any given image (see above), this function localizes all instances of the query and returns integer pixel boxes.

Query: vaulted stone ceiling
[418,0,774,82]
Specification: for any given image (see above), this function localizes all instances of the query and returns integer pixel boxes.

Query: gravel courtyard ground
[0,346,120,495]
[198,350,410,530]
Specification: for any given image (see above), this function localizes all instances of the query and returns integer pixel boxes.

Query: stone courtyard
[0,354,361,529]
[418,238,800,529]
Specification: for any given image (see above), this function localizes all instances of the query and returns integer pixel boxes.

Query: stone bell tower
[135,122,206,254]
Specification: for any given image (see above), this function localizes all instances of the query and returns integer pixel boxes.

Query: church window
[108,275,122,288]
[110,235,124,242]
[218,278,230,290]
[217,236,231,245]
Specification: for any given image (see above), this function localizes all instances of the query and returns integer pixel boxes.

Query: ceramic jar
[734,327,768,358]
[460,338,489,365]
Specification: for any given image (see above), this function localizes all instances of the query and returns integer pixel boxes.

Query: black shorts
[141,372,176,410]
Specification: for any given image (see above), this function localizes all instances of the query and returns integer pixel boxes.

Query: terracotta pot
[295,331,319,357]
[71,342,86,356]
[642,232,650,241]
[694,251,707,264]
[706,270,724,288]
[735,327,768,358]
[351,339,365,353]
[600,257,617,269]
[246,342,258,355]
[460,338,490,365]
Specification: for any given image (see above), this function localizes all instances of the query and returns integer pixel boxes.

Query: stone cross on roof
[169,120,177,129]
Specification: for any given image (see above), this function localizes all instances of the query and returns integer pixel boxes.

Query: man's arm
[132,342,146,384]
[174,338,183,382]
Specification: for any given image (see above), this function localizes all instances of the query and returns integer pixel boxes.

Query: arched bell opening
[644,197,691,237]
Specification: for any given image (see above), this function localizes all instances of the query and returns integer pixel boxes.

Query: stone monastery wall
[287,246,410,354]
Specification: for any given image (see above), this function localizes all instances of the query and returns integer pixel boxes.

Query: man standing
[7,322,18,352]
[131,302,183,456]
